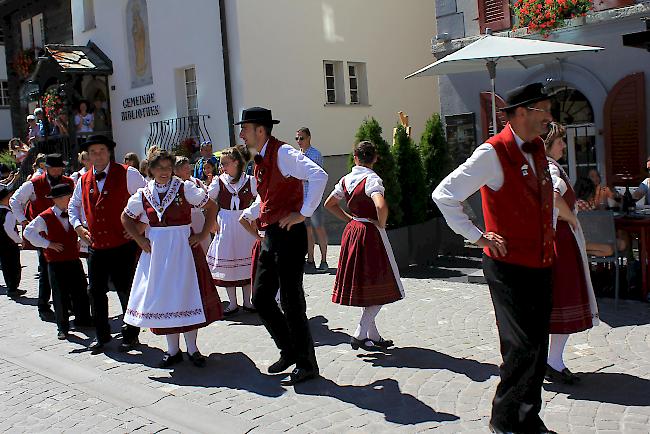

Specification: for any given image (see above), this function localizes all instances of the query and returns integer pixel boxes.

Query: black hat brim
[499,95,553,111]
[80,137,117,152]
[234,118,280,126]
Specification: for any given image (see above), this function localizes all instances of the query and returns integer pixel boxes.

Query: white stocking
[353,305,382,340]
[165,333,180,356]
[548,333,570,371]
[183,329,199,355]
[242,284,253,308]
[226,286,238,309]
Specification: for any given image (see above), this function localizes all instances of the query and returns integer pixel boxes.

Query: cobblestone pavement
[1,247,649,433]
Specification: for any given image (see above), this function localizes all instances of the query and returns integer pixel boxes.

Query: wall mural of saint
[126,0,153,88]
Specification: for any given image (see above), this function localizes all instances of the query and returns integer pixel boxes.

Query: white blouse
[328,166,385,201]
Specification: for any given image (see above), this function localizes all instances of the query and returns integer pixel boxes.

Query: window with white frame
[347,62,368,105]
[83,0,96,31]
[324,62,336,104]
[323,60,367,106]
[20,14,44,50]
[0,27,5,45]
[184,67,198,117]
[348,64,359,104]
[0,81,9,106]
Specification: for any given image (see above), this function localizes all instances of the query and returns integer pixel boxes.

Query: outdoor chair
[577,210,621,308]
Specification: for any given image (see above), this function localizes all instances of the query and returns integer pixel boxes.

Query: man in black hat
[238,107,328,386]
[24,183,92,340]
[433,83,557,434]
[10,153,74,321]
[68,135,146,353]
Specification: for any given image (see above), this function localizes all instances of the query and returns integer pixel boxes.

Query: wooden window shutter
[479,91,507,142]
[478,0,512,34]
[604,72,646,184]
[592,0,635,12]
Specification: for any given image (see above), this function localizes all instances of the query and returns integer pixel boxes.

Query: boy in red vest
[433,84,556,434]
[0,186,26,298]
[238,107,328,386]
[23,183,92,340]
[10,153,74,321]
[68,135,146,354]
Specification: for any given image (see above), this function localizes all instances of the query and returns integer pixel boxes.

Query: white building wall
[0,45,12,141]
[226,0,439,156]
[71,0,230,159]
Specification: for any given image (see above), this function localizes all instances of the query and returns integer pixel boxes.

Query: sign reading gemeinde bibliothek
[121,92,160,121]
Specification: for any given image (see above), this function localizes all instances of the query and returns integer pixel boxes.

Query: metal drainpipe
[218,0,235,145]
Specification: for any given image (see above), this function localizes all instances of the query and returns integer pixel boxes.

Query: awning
[622,18,650,51]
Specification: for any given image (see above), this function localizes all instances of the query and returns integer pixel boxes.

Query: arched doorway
[550,86,596,184]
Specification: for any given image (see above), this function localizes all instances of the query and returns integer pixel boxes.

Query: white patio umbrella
[406,35,604,134]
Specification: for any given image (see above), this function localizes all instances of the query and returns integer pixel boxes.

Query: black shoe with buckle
[118,337,140,353]
[159,351,183,368]
[280,367,318,386]
[89,336,111,354]
[187,351,206,367]
[57,331,68,340]
[545,364,580,384]
[268,356,296,374]
[38,309,56,322]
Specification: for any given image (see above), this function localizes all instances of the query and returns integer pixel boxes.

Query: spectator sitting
[9,138,29,165]
[74,101,94,135]
[124,152,141,170]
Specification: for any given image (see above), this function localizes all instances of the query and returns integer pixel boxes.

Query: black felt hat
[45,153,66,168]
[46,183,73,199]
[80,134,116,152]
[234,107,280,126]
[500,83,554,111]
[0,186,10,201]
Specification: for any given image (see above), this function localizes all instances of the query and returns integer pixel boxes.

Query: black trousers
[0,243,21,292]
[87,241,139,342]
[252,222,317,371]
[483,255,553,432]
[48,259,92,333]
[37,249,52,311]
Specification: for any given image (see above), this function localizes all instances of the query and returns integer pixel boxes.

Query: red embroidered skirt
[151,244,223,335]
[550,221,593,334]
[332,220,402,307]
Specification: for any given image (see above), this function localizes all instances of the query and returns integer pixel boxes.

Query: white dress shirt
[69,163,146,229]
[432,126,536,243]
[9,177,47,223]
[1,205,22,244]
[23,205,70,249]
[328,166,385,201]
[256,140,328,217]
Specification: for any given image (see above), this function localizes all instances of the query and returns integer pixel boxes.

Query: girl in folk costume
[545,123,599,384]
[174,156,213,253]
[121,150,222,368]
[324,141,404,350]
[207,146,258,315]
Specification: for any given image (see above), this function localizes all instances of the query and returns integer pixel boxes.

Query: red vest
[481,124,554,268]
[216,177,255,211]
[40,208,80,262]
[26,175,74,221]
[254,137,303,228]
[142,184,192,227]
[80,163,132,250]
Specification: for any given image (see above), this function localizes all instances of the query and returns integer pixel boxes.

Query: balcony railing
[145,114,212,154]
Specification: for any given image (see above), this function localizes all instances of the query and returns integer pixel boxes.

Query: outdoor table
[615,213,650,301]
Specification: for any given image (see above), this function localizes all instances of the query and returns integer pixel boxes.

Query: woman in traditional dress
[206,146,257,316]
[324,141,404,350]
[121,149,222,368]
[545,122,599,384]
[174,156,213,253]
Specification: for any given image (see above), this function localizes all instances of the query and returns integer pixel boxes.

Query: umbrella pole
[487,60,498,136]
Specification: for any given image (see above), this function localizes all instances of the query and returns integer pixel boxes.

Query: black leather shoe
[280,367,318,386]
[268,356,296,374]
[118,337,140,353]
[7,289,26,298]
[369,337,393,349]
[159,351,183,368]
[545,364,580,384]
[187,351,206,367]
[488,422,515,434]
[57,331,68,340]
[89,337,111,354]
[39,309,56,322]
[242,305,257,313]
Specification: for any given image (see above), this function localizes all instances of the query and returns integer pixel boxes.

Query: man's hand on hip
[476,232,507,257]
[279,212,305,230]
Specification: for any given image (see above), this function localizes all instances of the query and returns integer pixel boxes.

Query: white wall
[226,0,439,156]
[71,0,230,159]
[0,45,11,141]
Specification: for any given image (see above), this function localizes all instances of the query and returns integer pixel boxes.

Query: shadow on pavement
[150,351,286,398]
[294,377,459,424]
[0,285,39,307]
[310,315,350,348]
[358,347,499,382]
[544,372,650,406]
[597,298,650,328]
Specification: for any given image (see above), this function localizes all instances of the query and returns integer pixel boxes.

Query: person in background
[632,157,650,205]
[34,108,49,139]
[92,99,110,133]
[124,152,141,170]
[52,113,69,137]
[28,154,47,181]
[0,185,26,298]
[70,151,92,185]
[296,127,329,273]
[9,138,29,165]
[174,156,213,253]
[544,122,598,385]
[27,115,41,145]
[23,183,92,340]
[139,159,151,181]
[587,168,619,209]
[193,141,214,180]
[75,101,94,135]
[201,156,217,186]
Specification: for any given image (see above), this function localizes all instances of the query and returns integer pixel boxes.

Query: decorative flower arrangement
[514,0,593,35]
[11,48,39,80]
[172,137,199,158]
[42,87,65,119]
